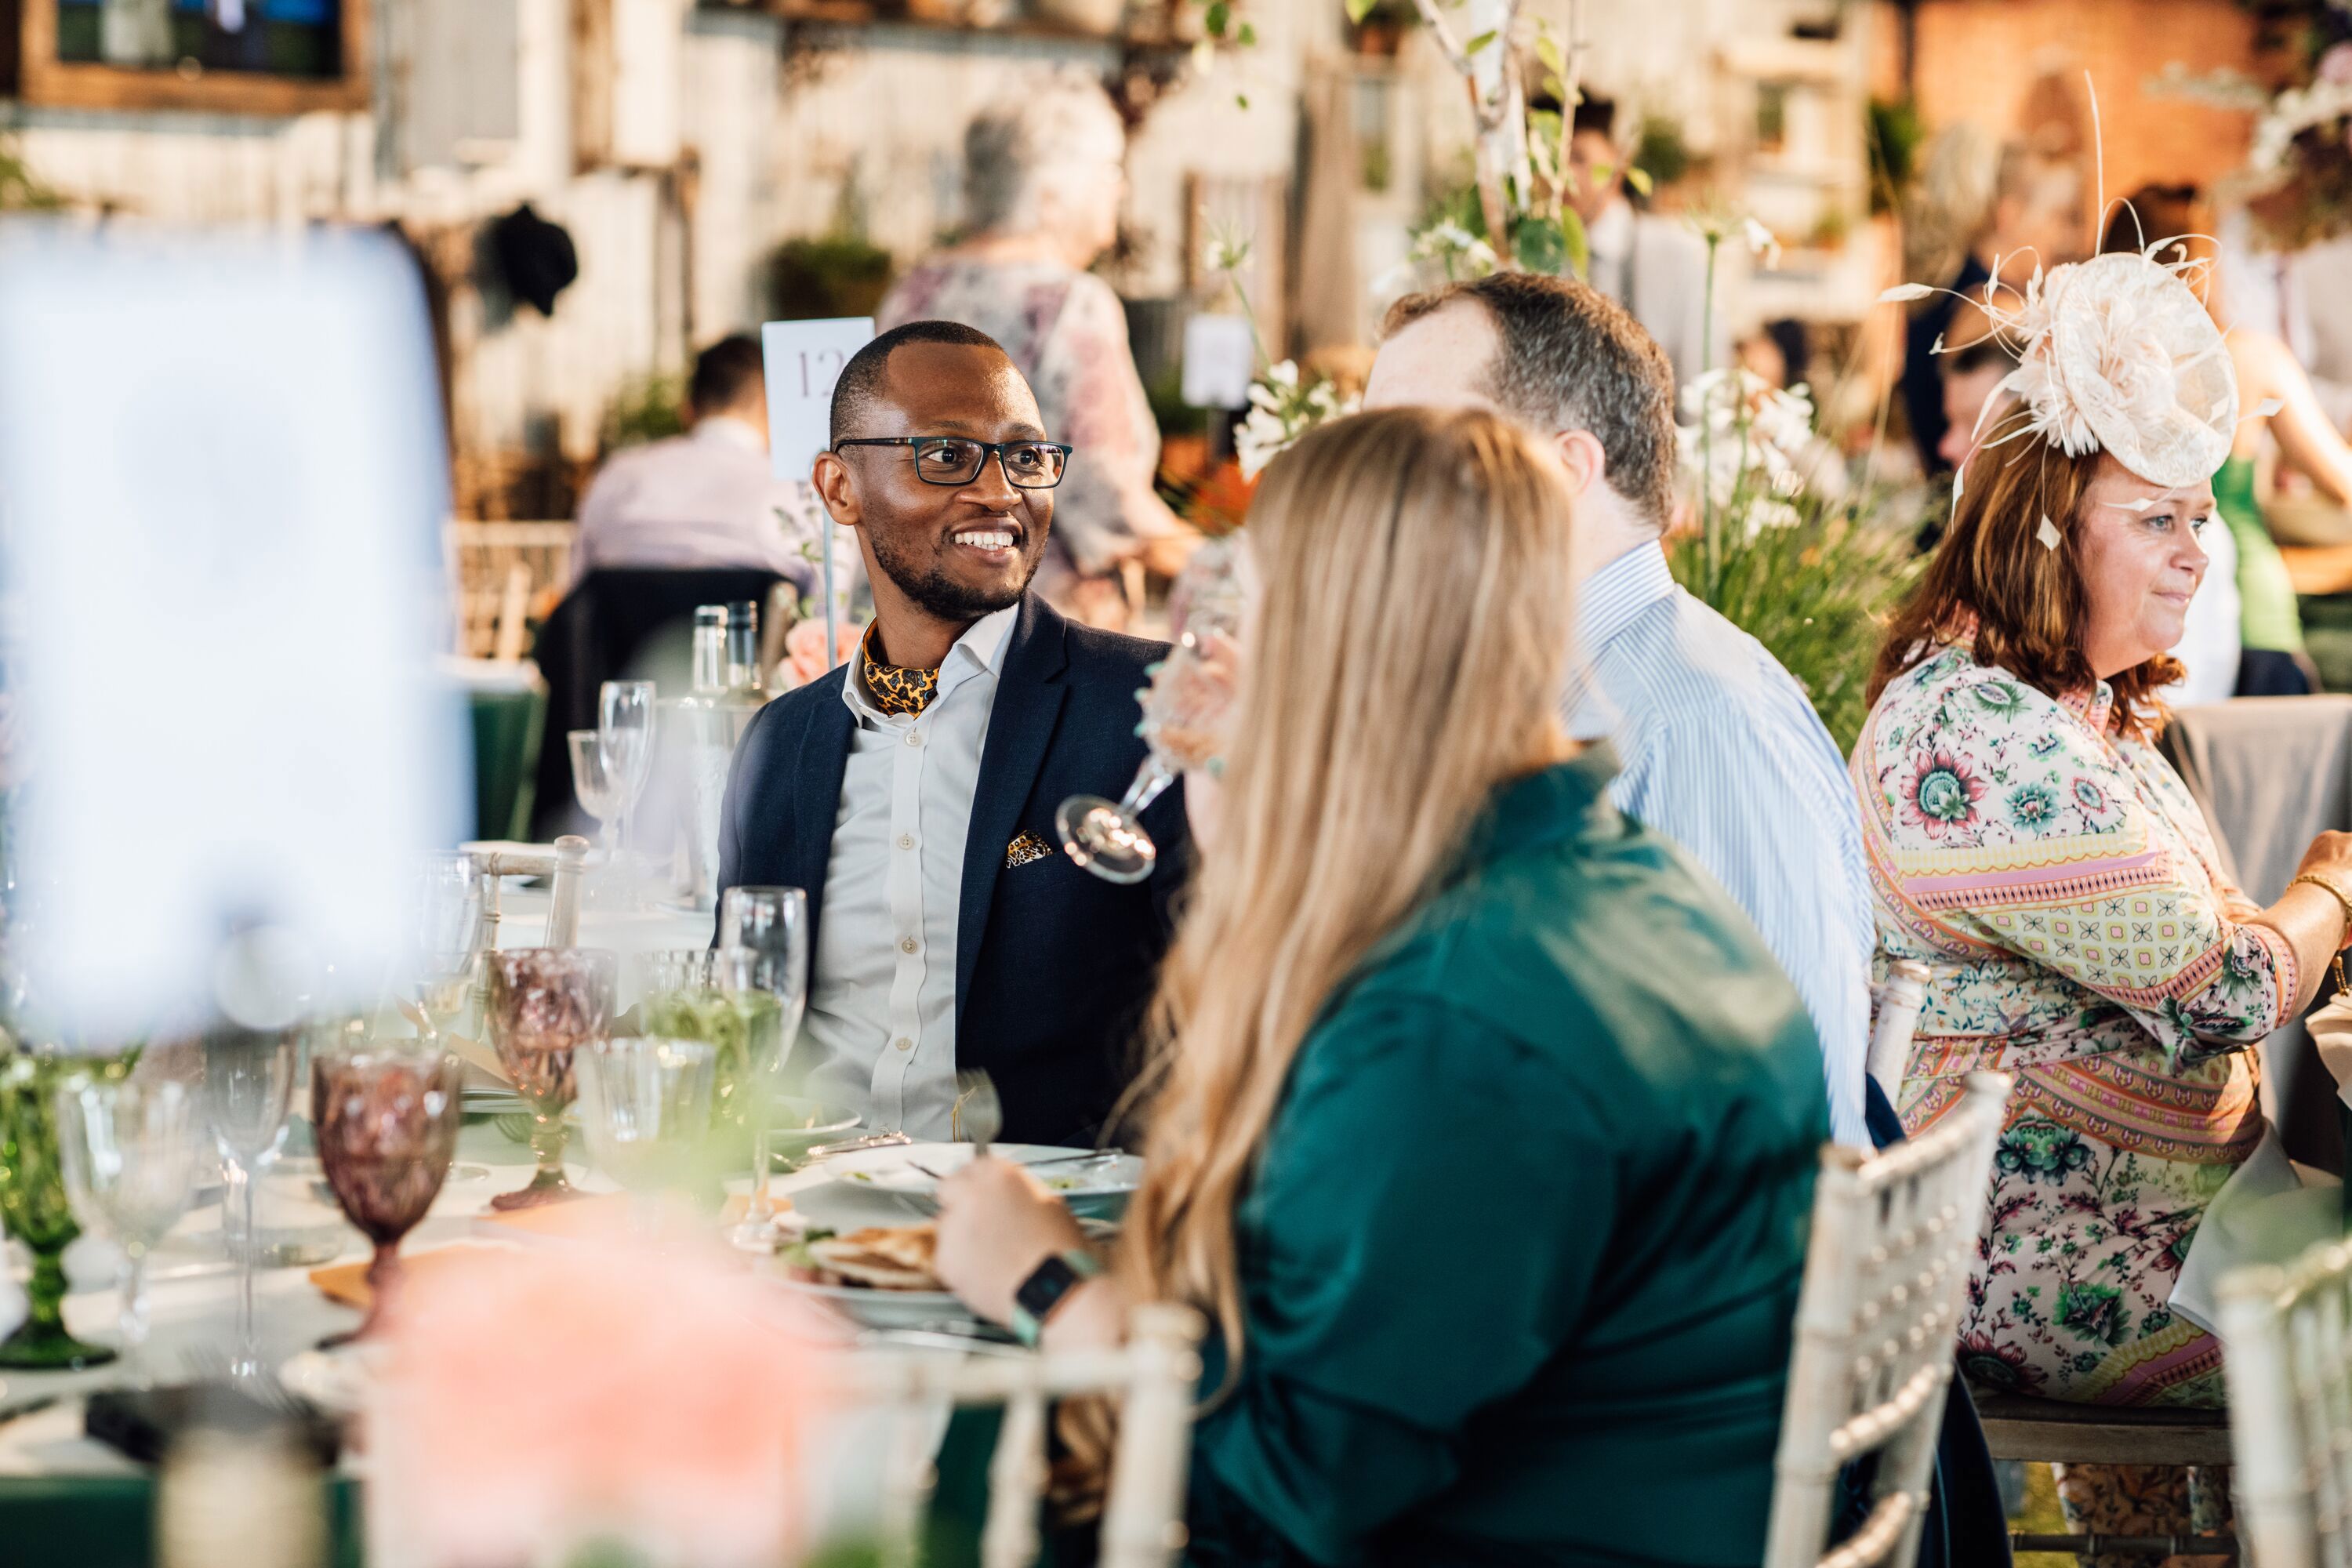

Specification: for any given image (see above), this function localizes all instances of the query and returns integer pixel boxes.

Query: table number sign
[764,318,874,661]
[0,227,467,1037]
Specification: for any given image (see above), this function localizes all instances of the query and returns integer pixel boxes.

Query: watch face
[1017,1254,1081,1323]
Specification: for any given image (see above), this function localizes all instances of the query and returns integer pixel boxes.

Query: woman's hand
[931,1156,1088,1327]
[2296,830,2352,889]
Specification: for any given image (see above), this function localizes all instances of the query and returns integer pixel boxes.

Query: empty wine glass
[1057,535,1246,883]
[311,1036,463,1341]
[407,853,485,1039]
[599,680,658,861]
[53,1076,205,1376]
[569,730,622,859]
[574,1036,719,1214]
[199,1024,300,1381]
[483,947,617,1210]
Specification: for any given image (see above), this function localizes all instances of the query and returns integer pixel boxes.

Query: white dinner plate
[775,1276,978,1330]
[817,1142,1141,1200]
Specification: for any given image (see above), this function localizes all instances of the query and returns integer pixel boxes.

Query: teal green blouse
[1185,751,1828,1566]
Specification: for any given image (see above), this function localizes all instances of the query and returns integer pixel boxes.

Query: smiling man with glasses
[715,320,1190,1146]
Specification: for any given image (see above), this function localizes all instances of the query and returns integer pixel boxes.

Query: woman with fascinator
[1857,226,2352,1544]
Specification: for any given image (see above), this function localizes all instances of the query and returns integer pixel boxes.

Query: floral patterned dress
[1854,644,2298,1411]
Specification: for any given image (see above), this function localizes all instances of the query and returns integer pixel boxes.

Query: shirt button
[906,730,923,746]
[897,833,915,850]
[900,936,918,953]
[894,1036,913,1051]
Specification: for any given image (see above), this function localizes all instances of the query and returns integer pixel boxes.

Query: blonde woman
[933,407,1829,1565]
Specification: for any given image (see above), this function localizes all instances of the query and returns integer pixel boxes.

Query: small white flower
[1742,217,1782,270]
[1203,234,1254,275]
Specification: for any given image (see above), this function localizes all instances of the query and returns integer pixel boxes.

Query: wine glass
[199,1024,301,1382]
[633,948,783,1153]
[53,1075,205,1377]
[482,947,616,1210]
[311,1036,463,1341]
[715,887,810,1247]
[717,887,811,1051]
[599,680,658,862]
[1057,535,1246,883]
[568,730,622,860]
[406,853,485,1039]
[574,1036,719,1214]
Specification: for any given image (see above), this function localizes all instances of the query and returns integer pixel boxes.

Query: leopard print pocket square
[1005,829,1056,868]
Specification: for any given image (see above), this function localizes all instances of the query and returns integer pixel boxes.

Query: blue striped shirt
[1565,542,1875,1145]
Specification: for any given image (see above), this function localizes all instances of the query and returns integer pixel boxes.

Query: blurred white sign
[762,318,875,484]
[1182,314,1257,410]
[0,226,468,1038]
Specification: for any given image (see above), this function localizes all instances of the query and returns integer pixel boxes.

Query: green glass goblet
[0,1047,128,1370]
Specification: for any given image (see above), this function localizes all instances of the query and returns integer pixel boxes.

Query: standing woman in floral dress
[1854,238,2352,1548]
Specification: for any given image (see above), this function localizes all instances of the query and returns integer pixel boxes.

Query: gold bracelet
[2292,872,2352,929]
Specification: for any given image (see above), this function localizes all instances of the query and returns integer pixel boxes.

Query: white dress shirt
[568,416,818,592]
[797,605,1018,1138]
[1565,542,1876,1145]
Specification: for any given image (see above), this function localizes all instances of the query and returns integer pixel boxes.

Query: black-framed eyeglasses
[830,436,1073,489]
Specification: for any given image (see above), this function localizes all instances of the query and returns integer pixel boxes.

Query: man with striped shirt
[1364,270,1875,1147]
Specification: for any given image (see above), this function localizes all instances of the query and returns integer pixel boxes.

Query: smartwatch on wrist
[1011,1248,1103,1348]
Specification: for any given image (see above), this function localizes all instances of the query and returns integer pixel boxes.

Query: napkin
[2308,981,2352,1106]
[310,1243,513,1312]
[2169,1126,2343,1340]
[472,1192,768,1243]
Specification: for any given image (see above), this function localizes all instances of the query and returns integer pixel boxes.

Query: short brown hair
[1381,271,1679,528]
[1868,437,2182,740]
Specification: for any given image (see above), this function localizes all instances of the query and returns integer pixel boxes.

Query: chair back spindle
[1866,961,1931,1108]
[1763,1071,2011,1568]
[2221,1236,2352,1568]
[844,1305,1205,1568]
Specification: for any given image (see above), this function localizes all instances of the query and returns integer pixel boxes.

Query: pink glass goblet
[483,948,617,1211]
[313,1039,464,1341]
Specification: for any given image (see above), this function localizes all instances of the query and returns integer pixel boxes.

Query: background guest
[1899,127,2074,476]
[2103,183,2345,695]
[1364,270,1877,1148]
[568,335,818,594]
[1855,234,2352,1548]
[877,73,1193,633]
[932,406,1827,1565]
[1566,94,1722,392]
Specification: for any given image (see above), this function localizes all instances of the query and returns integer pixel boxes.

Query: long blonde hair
[1118,406,1576,1370]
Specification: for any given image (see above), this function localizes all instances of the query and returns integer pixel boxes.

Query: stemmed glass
[574,1036,719,1219]
[633,948,785,1152]
[406,852,485,1040]
[199,1024,301,1382]
[482,948,617,1210]
[53,1076,206,1377]
[1057,535,1246,883]
[717,887,811,1247]
[568,730,622,861]
[599,680,658,862]
[311,1034,463,1341]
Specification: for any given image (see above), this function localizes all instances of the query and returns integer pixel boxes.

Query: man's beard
[866,523,1047,623]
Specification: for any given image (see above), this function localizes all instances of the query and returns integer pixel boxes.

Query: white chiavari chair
[1865,960,1931,1108]
[845,1305,1204,1568]
[1763,1070,2011,1568]
[469,835,590,949]
[2221,1235,2352,1568]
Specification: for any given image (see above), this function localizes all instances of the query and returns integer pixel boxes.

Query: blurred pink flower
[781,619,863,689]
[373,1227,838,1568]
[2321,42,2352,85]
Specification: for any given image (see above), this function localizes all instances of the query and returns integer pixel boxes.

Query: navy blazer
[715,594,1189,1147]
